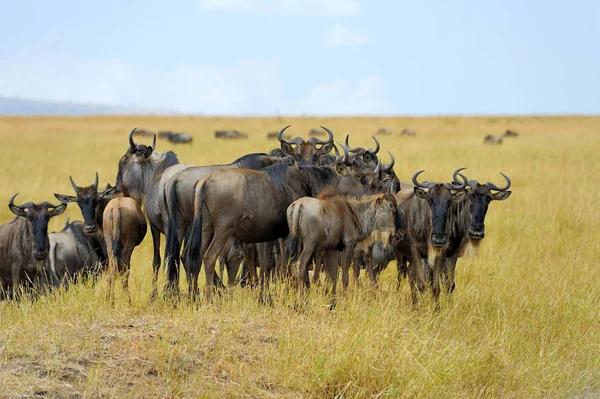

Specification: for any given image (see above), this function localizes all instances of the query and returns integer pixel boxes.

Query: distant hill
[0,96,181,116]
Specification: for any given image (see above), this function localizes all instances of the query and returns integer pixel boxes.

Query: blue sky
[1,0,598,115]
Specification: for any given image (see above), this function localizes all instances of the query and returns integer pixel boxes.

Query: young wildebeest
[287,191,401,304]
[103,197,147,303]
[395,170,469,306]
[185,157,367,302]
[0,194,67,298]
[46,218,102,287]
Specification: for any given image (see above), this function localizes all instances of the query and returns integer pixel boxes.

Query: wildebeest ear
[53,193,77,203]
[9,204,27,217]
[99,186,118,200]
[376,196,383,205]
[281,143,294,155]
[49,203,67,217]
[414,187,429,200]
[316,142,334,156]
[450,190,468,202]
[492,190,511,201]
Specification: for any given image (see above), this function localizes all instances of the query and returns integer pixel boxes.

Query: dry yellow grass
[0,115,599,398]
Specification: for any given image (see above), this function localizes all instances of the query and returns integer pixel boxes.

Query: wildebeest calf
[103,197,147,303]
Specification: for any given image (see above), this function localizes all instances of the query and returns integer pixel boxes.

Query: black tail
[187,179,207,278]
[164,180,180,285]
[286,235,300,259]
[111,207,122,268]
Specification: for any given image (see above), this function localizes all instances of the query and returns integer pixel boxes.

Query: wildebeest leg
[150,224,161,301]
[297,241,315,293]
[241,243,259,288]
[120,247,134,303]
[431,253,446,310]
[365,246,378,288]
[324,250,339,309]
[442,254,458,295]
[312,251,323,285]
[409,246,426,306]
[341,247,353,292]
[105,240,117,305]
[352,250,362,285]
[11,263,21,300]
[277,238,289,282]
[258,241,275,304]
[201,233,231,303]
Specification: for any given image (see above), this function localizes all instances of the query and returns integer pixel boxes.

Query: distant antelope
[483,135,503,145]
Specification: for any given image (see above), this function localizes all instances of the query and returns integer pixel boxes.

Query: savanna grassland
[0,115,599,398]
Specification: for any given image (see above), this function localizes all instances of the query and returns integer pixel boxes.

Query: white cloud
[199,0,360,16]
[292,76,390,115]
[324,23,368,47]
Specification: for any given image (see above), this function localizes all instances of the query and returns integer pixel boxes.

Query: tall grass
[0,115,598,398]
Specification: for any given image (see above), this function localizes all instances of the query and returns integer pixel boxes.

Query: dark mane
[115,153,130,191]
[154,151,180,177]
[263,162,291,190]
[233,153,269,170]
[298,165,337,195]
[269,148,285,157]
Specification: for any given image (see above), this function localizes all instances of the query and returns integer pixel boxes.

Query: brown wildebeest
[158,131,193,144]
[0,194,67,298]
[286,191,401,306]
[375,128,392,135]
[184,155,367,302]
[400,129,416,137]
[484,135,503,144]
[395,170,469,307]
[343,135,380,170]
[46,218,102,287]
[214,130,248,139]
[103,197,147,303]
[276,125,335,164]
[504,129,519,137]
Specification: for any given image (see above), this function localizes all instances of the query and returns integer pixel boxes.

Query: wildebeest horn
[412,170,432,189]
[374,161,381,175]
[93,172,99,189]
[384,151,395,171]
[451,167,468,186]
[332,143,340,157]
[41,201,63,209]
[315,126,334,145]
[486,172,511,192]
[277,125,292,144]
[445,170,468,190]
[9,193,20,208]
[370,136,380,154]
[69,176,79,192]
[345,136,362,153]
[129,127,138,148]
[150,134,156,151]
[342,143,350,163]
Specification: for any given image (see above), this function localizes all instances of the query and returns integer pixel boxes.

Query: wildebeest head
[363,151,400,194]
[372,193,403,239]
[412,169,468,247]
[452,168,511,241]
[54,173,117,234]
[277,125,334,164]
[8,193,67,260]
[344,135,380,170]
[115,127,157,202]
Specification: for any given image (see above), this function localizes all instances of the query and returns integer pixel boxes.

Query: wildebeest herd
[0,125,512,309]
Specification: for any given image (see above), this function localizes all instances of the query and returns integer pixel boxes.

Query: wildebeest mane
[154,151,180,177]
[233,153,269,170]
[298,165,337,196]
[263,162,291,190]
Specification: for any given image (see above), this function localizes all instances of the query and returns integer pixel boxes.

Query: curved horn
[150,134,156,151]
[314,126,334,145]
[451,167,468,185]
[384,151,395,171]
[370,136,380,154]
[446,171,468,190]
[374,161,381,175]
[486,172,511,191]
[412,170,430,189]
[277,125,292,144]
[332,143,340,157]
[69,176,79,192]
[342,144,350,163]
[93,172,99,189]
[129,127,138,148]
[9,193,20,207]
[345,135,363,153]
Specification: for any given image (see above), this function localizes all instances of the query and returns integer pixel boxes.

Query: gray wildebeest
[343,135,380,170]
[115,128,191,299]
[400,129,416,137]
[159,131,193,144]
[396,170,469,307]
[286,190,401,307]
[214,130,248,139]
[103,196,147,304]
[184,154,367,302]
[484,135,503,145]
[504,129,519,137]
[275,125,335,164]
[375,128,392,135]
[46,218,103,287]
[0,194,67,298]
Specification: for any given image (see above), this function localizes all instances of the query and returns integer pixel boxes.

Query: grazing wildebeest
[162,151,284,295]
[343,135,380,170]
[46,218,103,287]
[287,191,401,305]
[214,130,248,139]
[395,170,469,306]
[115,128,191,299]
[484,135,503,145]
[400,129,416,137]
[504,129,519,137]
[158,131,193,144]
[276,125,335,164]
[375,128,392,135]
[103,196,147,303]
[0,194,67,298]
[184,153,367,301]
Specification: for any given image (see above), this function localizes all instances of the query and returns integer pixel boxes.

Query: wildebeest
[504,129,519,137]
[375,128,392,135]
[184,151,368,301]
[309,128,326,137]
[395,170,469,306]
[214,130,248,139]
[219,238,245,287]
[267,131,291,140]
[115,128,191,299]
[159,131,193,144]
[275,125,335,164]
[484,135,503,145]
[133,129,155,137]
[400,129,416,137]
[103,196,147,303]
[46,218,103,287]
[343,135,380,170]
[287,191,401,305]
[0,194,67,298]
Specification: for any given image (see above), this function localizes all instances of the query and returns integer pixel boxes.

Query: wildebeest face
[373,194,402,240]
[465,175,512,241]
[115,128,156,198]
[8,194,67,260]
[344,135,380,170]
[54,173,117,234]
[277,125,334,164]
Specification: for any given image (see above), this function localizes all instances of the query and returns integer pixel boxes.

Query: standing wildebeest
[400,129,416,137]
[219,238,246,287]
[184,155,367,301]
[0,194,67,298]
[103,196,147,303]
[214,130,248,139]
[484,135,503,145]
[46,218,103,287]
[276,125,335,164]
[158,131,193,144]
[504,129,519,137]
[115,128,191,299]
[396,170,469,306]
[375,128,392,135]
[343,135,380,170]
[287,191,401,303]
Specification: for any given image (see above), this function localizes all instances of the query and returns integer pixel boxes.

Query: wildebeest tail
[285,203,301,259]
[187,179,207,278]
[111,206,122,265]
[164,180,179,284]
[48,238,60,287]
